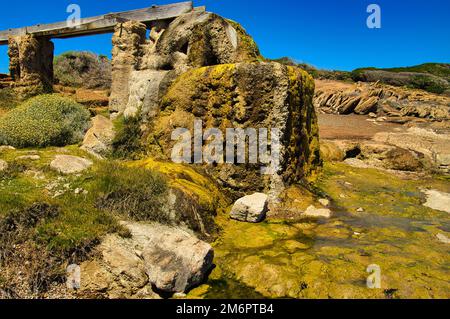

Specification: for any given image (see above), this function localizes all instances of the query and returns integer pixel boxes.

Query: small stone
[422,189,450,214]
[173,292,187,299]
[230,193,269,223]
[318,198,330,207]
[0,146,15,152]
[74,188,83,194]
[369,112,377,118]
[303,205,332,219]
[50,155,93,175]
[436,233,450,244]
[0,159,8,172]
[16,155,40,161]
[344,158,370,169]
[356,207,365,213]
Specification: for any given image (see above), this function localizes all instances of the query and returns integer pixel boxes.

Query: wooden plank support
[0,1,194,45]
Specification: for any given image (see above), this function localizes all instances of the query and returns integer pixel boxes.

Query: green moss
[286,66,322,183]
[188,162,450,299]
[111,115,144,159]
[226,19,264,62]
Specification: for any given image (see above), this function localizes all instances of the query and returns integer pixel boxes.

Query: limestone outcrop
[80,222,214,298]
[50,155,93,174]
[314,80,450,121]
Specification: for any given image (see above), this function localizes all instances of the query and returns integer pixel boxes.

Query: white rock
[50,155,93,174]
[0,146,15,152]
[80,222,214,296]
[230,193,269,223]
[436,233,450,244]
[422,189,450,213]
[357,207,365,213]
[0,159,7,172]
[303,205,332,219]
[16,155,40,161]
[318,198,330,207]
[344,158,370,169]
[81,115,115,158]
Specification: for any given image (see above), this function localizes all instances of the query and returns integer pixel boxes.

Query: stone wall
[8,35,54,99]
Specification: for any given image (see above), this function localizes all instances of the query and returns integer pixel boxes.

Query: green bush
[0,94,91,148]
[54,51,111,89]
[0,88,20,111]
[95,162,169,222]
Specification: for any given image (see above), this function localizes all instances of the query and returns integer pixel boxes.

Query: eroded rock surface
[81,115,115,158]
[230,193,269,223]
[315,80,450,121]
[80,222,214,298]
[50,155,93,174]
[8,35,54,100]
[147,63,321,197]
[110,11,262,119]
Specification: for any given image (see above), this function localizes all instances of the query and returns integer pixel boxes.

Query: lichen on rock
[145,62,321,197]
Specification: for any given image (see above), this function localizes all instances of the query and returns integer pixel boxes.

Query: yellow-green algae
[189,162,450,299]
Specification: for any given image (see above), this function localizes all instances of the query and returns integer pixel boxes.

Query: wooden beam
[0,2,194,45]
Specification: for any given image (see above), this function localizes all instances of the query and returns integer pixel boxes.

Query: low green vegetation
[111,115,144,159]
[54,51,111,89]
[0,88,20,112]
[94,161,168,222]
[274,58,450,94]
[0,94,91,148]
[0,146,171,296]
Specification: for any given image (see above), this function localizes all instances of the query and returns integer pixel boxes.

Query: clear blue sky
[0,0,449,73]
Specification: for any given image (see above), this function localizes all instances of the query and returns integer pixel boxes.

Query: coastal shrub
[95,162,169,222]
[0,94,91,148]
[54,51,111,89]
[0,88,20,111]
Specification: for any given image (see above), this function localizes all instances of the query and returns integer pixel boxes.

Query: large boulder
[80,222,214,298]
[147,62,321,198]
[81,115,115,158]
[141,224,214,293]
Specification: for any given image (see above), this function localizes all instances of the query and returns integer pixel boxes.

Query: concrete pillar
[8,34,54,99]
[109,21,147,117]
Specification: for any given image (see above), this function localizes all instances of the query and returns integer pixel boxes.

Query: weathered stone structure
[7,35,54,99]
[110,11,262,119]
[1,5,322,196]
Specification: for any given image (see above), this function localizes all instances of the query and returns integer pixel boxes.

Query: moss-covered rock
[145,62,321,198]
[188,162,450,299]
